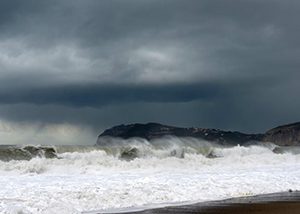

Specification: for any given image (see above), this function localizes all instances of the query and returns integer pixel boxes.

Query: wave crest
[0,137,298,175]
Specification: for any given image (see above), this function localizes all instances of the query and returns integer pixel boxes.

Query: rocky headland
[263,122,300,146]
[97,122,300,146]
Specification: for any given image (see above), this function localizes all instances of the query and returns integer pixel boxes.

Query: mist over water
[1,137,300,213]
[0,120,96,146]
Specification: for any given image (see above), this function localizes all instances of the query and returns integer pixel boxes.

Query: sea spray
[0,138,300,213]
[0,137,298,174]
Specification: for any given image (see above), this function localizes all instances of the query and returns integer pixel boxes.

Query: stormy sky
[0,0,300,144]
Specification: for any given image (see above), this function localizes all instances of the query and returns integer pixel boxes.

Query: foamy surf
[0,137,300,213]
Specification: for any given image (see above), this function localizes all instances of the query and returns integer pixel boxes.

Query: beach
[107,191,300,214]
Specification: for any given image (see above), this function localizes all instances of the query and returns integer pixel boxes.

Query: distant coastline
[98,122,300,146]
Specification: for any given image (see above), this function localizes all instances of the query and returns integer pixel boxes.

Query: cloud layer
[0,0,300,144]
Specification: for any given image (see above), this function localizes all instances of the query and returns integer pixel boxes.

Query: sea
[0,136,300,214]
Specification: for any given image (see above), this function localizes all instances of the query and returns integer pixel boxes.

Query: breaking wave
[0,136,299,175]
[1,137,300,213]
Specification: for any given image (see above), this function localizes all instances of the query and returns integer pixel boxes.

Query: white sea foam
[0,138,300,213]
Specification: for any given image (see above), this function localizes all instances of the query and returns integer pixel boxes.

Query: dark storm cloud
[0,0,300,134]
[0,83,220,107]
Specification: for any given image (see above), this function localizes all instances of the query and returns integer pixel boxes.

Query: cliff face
[263,122,300,146]
[98,122,263,145]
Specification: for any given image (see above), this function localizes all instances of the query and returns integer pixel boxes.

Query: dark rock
[263,122,300,146]
[272,147,284,154]
[170,149,185,158]
[207,151,219,159]
[120,147,139,161]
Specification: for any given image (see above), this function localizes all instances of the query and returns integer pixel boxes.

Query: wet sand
[103,191,300,214]
[135,202,300,214]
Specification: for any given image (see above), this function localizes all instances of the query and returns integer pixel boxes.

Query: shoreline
[94,191,300,214]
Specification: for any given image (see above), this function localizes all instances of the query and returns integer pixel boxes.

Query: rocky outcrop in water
[97,122,300,146]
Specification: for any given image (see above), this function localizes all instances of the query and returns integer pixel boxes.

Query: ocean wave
[0,145,57,161]
[1,137,300,213]
[0,137,299,175]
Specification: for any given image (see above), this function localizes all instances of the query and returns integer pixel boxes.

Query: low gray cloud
[0,0,299,144]
[0,83,222,106]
